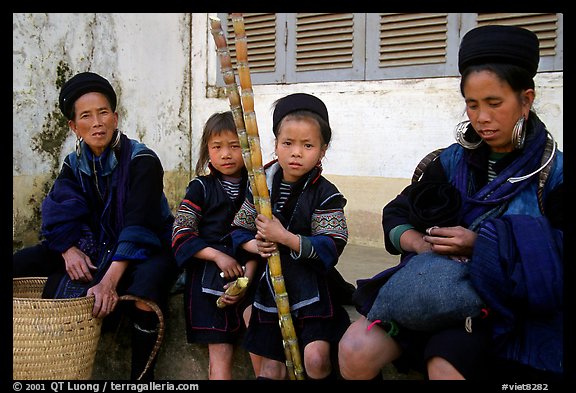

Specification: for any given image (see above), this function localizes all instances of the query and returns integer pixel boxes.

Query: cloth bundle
[367,252,485,331]
[407,180,462,232]
[368,180,482,331]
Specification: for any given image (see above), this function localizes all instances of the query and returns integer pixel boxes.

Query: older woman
[13,72,178,380]
[338,25,563,381]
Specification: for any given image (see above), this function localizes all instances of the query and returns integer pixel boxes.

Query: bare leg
[303,340,331,379]
[427,356,464,380]
[258,357,288,380]
[338,316,402,380]
[208,343,234,380]
[243,305,263,377]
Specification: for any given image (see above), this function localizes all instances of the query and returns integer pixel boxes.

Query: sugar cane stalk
[209,16,261,211]
[231,13,305,381]
[209,14,305,380]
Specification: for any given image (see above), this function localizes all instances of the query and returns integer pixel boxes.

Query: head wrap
[272,93,330,136]
[458,25,540,77]
[59,72,117,119]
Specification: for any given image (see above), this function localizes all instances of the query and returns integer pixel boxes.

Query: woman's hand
[423,225,477,259]
[62,246,97,282]
[86,260,127,318]
[399,229,433,254]
[87,280,119,318]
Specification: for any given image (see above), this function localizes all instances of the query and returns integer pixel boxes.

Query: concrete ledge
[91,293,422,380]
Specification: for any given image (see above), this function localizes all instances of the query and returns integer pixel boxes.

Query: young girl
[229,93,351,380]
[171,111,259,380]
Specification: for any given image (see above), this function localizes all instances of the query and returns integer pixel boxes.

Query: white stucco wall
[13,13,191,176]
[225,74,563,180]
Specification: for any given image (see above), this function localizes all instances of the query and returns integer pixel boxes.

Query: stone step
[91,293,422,380]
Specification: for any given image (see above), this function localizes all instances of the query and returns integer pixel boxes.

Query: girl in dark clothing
[230,93,351,380]
[171,111,260,379]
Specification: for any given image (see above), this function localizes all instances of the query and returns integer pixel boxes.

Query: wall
[13,13,564,249]
[13,13,194,248]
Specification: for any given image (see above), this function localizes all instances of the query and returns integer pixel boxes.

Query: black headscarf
[458,25,540,76]
[272,93,330,143]
[59,72,117,119]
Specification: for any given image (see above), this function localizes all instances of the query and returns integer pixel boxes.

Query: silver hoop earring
[511,116,526,150]
[111,129,122,150]
[75,137,83,158]
[454,120,482,149]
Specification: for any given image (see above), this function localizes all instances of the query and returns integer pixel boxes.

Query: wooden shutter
[214,13,561,84]
[378,13,449,68]
[294,13,355,71]
[476,13,559,57]
[224,13,277,73]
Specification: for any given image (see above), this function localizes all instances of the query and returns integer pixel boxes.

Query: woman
[12,71,178,380]
[338,25,563,381]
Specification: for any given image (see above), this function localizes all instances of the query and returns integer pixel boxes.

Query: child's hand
[255,214,287,244]
[255,215,301,255]
[214,252,244,279]
[255,232,277,258]
[243,239,260,255]
[216,277,249,308]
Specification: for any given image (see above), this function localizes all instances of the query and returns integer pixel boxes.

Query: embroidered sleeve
[311,207,348,242]
[232,198,258,232]
[292,206,349,270]
[171,198,209,267]
[171,179,209,267]
[172,198,202,245]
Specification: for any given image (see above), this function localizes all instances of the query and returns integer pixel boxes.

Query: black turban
[272,93,330,137]
[458,25,540,77]
[59,72,117,120]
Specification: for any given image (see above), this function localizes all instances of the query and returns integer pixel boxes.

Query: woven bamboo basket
[13,277,103,380]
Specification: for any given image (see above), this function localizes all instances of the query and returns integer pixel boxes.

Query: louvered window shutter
[285,13,365,82]
[378,13,449,67]
[215,13,562,85]
[216,13,284,84]
[366,13,461,79]
[475,13,562,72]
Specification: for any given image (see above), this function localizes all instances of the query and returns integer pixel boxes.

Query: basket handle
[118,295,164,381]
